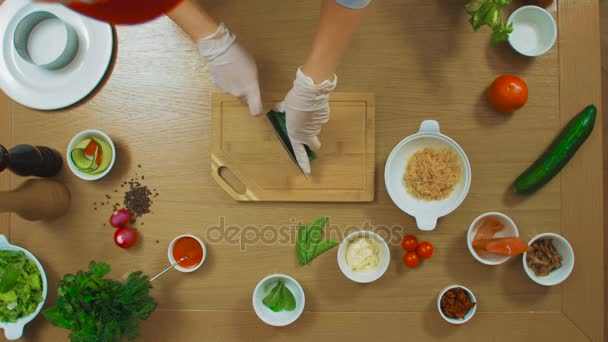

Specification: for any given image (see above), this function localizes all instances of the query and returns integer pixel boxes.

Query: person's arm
[167,0,263,115]
[302,0,370,83]
[281,0,370,175]
[167,0,219,41]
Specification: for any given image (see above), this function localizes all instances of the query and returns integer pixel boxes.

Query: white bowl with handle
[0,235,47,340]
[385,120,472,230]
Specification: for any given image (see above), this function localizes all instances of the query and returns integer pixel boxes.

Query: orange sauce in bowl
[172,237,203,268]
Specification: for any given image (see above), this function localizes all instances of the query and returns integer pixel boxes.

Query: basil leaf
[282,285,296,311]
[262,281,283,309]
[296,225,308,265]
[306,217,327,244]
[269,283,285,312]
[308,240,338,263]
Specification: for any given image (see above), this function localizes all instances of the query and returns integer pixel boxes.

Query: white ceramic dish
[437,285,477,325]
[0,0,113,110]
[167,234,207,273]
[252,274,305,327]
[67,129,116,181]
[467,212,519,265]
[507,5,557,57]
[385,120,472,230]
[337,230,390,283]
[523,233,574,286]
[0,235,47,340]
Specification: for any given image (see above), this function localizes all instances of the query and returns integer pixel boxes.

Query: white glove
[198,23,263,116]
[276,67,337,174]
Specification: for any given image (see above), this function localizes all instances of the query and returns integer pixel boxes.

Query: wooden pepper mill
[0,179,70,221]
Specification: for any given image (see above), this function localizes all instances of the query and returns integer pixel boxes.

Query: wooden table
[0,0,604,340]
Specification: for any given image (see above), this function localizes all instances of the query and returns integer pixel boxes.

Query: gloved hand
[275,67,337,174]
[198,23,263,116]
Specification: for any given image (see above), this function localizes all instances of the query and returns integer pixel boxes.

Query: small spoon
[150,256,189,282]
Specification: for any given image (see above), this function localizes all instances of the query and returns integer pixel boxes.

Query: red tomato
[416,241,434,259]
[401,235,418,252]
[110,209,131,228]
[114,227,138,249]
[403,251,420,268]
[487,75,528,113]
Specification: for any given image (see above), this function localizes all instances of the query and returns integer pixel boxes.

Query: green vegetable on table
[43,261,157,342]
[513,105,597,194]
[0,250,44,323]
[262,281,296,312]
[465,0,514,45]
[296,217,338,265]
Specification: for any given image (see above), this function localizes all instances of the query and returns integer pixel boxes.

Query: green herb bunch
[465,0,514,45]
[43,261,157,342]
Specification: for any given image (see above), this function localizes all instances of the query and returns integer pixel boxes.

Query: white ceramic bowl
[523,233,574,286]
[385,120,472,231]
[66,129,116,181]
[0,235,47,340]
[337,230,390,283]
[252,274,305,327]
[507,6,557,57]
[167,234,207,273]
[467,212,519,265]
[437,285,477,325]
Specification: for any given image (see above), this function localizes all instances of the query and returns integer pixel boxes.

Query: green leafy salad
[0,250,44,323]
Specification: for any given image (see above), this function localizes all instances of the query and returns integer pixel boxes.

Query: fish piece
[473,237,530,256]
[473,218,504,242]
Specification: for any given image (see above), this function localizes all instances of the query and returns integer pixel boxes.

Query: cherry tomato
[110,209,131,228]
[416,241,434,259]
[401,235,418,252]
[114,227,138,249]
[487,75,528,113]
[403,251,420,268]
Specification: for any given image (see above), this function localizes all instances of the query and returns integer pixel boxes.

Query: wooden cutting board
[211,92,375,202]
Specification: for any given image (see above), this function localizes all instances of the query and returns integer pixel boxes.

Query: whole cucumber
[513,105,597,194]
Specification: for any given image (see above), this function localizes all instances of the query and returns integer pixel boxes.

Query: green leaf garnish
[465,0,513,45]
[296,217,337,265]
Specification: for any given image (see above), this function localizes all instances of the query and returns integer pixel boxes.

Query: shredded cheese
[404,147,462,201]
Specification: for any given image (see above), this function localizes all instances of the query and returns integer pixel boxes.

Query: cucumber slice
[70,146,97,171]
[75,138,92,150]
[91,137,113,174]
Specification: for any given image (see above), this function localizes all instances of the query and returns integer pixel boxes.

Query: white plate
[0,235,47,340]
[0,0,113,110]
[385,120,472,230]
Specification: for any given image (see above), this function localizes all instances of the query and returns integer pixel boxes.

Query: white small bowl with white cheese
[507,6,557,57]
[337,231,390,283]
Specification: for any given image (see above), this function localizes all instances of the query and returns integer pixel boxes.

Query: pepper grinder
[0,179,70,221]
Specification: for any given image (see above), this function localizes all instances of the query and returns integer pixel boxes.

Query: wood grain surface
[211,92,375,202]
[0,0,604,341]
